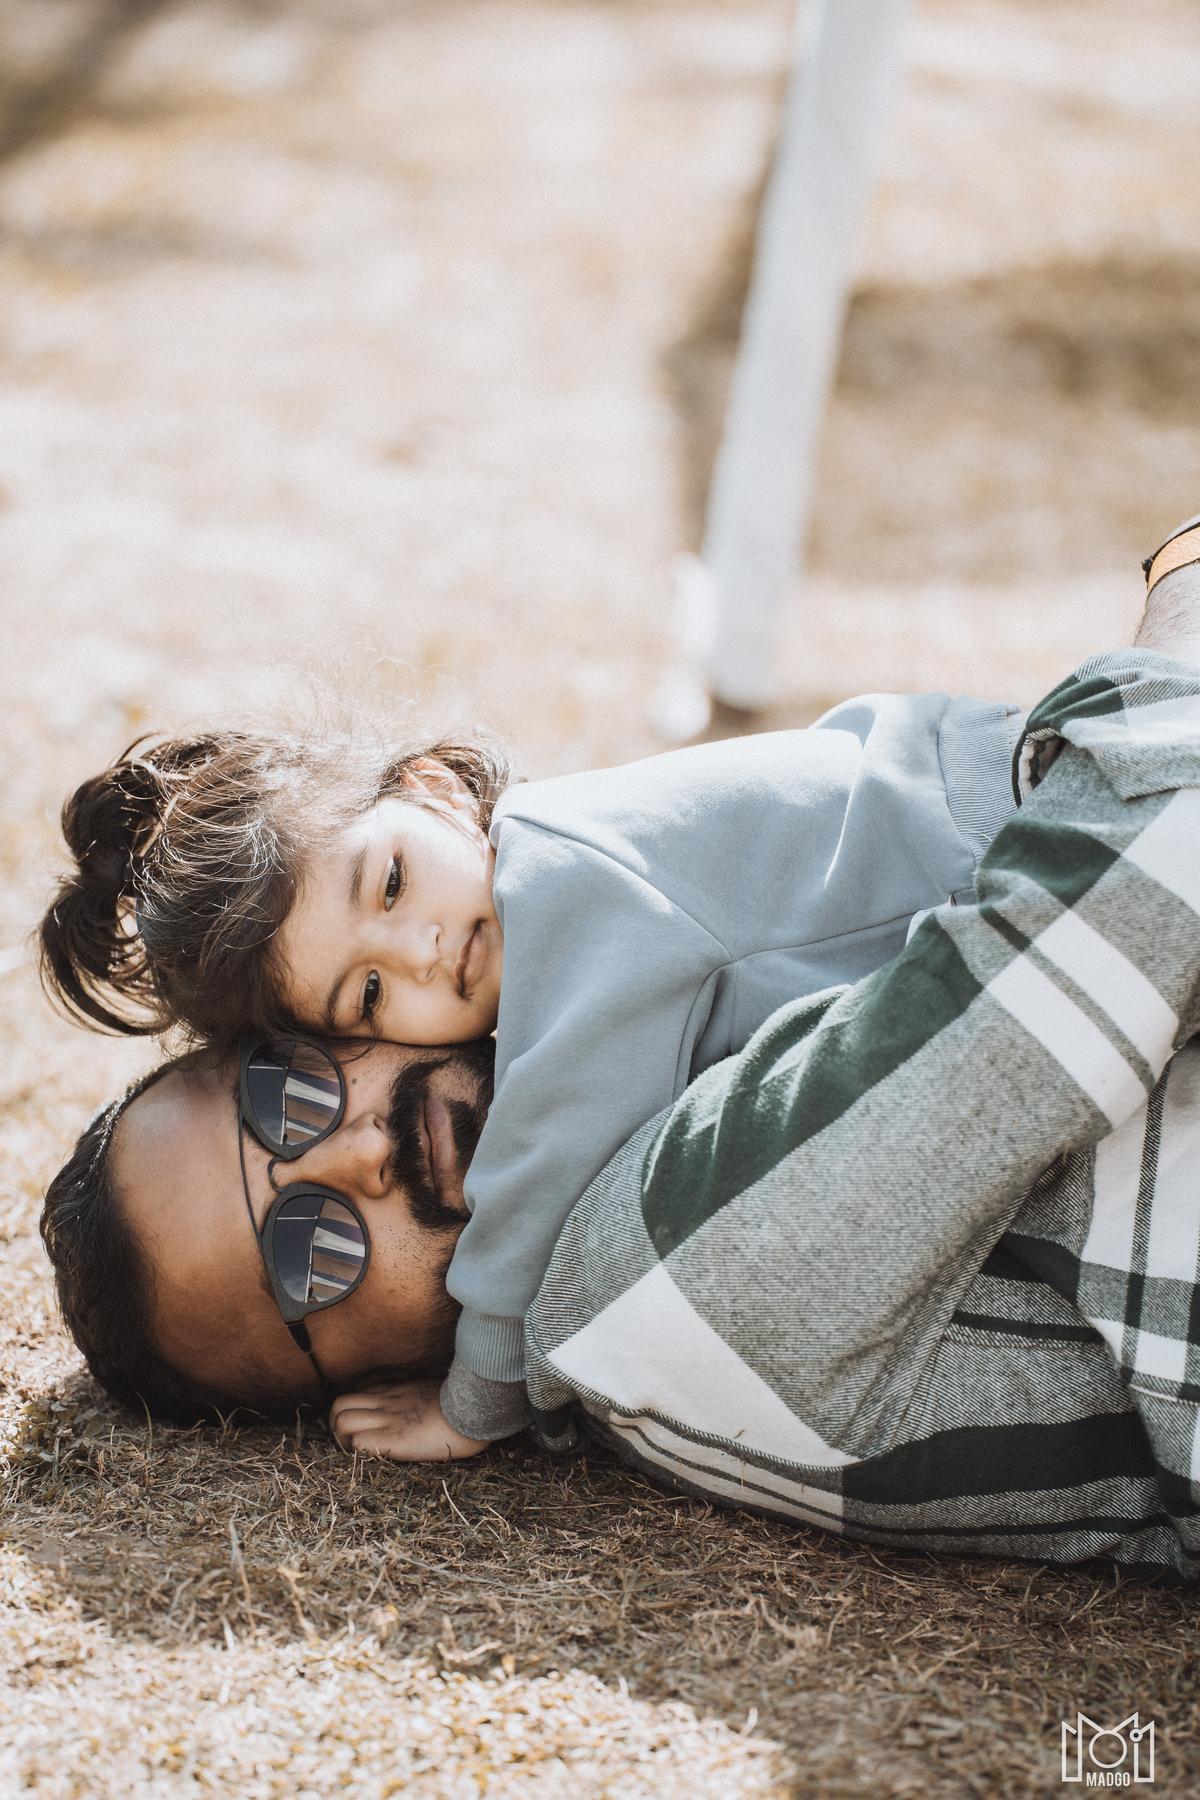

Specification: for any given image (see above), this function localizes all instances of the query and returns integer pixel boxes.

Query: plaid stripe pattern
[525,652,1200,1579]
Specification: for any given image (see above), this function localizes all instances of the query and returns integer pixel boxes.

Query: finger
[328,1392,370,1428]
[328,1395,398,1444]
[330,1402,416,1443]
[331,1419,404,1456]
[339,1425,426,1460]
[341,1380,436,1404]
[331,1402,409,1434]
[330,1388,387,1414]
[330,1385,416,1417]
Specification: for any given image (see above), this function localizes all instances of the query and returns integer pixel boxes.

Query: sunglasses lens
[245,1040,342,1149]
[273,1193,367,1306]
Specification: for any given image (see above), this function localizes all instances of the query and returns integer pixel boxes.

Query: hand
[329,1379,490,1462]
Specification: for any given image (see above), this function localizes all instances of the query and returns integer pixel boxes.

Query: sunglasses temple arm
[288,1320,335,1403]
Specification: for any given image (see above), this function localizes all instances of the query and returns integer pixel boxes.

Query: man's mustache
[385,1041,493,1231]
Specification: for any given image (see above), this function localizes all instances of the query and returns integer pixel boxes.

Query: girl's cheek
[381,998,411,1042]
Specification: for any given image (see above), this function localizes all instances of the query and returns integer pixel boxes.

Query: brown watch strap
[1143,515,1200,596]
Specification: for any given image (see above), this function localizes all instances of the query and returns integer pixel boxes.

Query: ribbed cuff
[939,698,1026,859]
[440,1361,532,1441]
[454,1308,528,1383]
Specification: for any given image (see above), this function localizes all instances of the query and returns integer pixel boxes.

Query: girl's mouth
[454,922,481,996]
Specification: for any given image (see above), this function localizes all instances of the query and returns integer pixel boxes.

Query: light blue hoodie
[438,693,1023,1438]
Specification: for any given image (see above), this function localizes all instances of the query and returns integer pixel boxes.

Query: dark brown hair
[41,1057,459,1426]
[38,725,511,1047]
[38,1063,287,1425]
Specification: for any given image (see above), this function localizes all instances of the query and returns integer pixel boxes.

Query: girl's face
[275,770,502,1045]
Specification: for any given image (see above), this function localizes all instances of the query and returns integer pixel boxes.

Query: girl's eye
[384,856,404,909]
[362,971,382,1021]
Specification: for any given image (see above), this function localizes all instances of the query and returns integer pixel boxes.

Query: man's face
[111,1038,494,1407]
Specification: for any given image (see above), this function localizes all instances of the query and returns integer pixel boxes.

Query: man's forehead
[111,1060,243,1247]
[110,1057,305,1393]
[119,1058,234,1153]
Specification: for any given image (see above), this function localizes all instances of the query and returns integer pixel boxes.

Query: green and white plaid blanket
[525,651,1200,1579]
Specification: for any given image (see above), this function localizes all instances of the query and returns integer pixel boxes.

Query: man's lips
[454,923,482,997]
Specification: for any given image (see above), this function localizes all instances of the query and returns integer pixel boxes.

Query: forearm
[1135,516,1200,665]
[634,650,1200,1446]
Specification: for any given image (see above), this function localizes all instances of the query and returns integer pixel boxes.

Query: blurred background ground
[1,0,1198,1793]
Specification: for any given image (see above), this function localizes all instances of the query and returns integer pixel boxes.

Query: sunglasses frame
[236,1036,372,1376]
[238,1035,347,1162]
[255,1180,373,1328]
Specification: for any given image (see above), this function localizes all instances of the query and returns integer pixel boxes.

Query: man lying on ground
[42,519,1200,1578]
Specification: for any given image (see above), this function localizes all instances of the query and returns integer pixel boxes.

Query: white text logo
[1061,1713,1155,1785]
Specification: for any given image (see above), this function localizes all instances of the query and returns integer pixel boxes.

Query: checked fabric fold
[525,650,1200,1578]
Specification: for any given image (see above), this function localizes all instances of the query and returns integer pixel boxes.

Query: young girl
[41,692,1022,1453]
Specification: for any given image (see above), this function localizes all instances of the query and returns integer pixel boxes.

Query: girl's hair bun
[39,738,201,1035]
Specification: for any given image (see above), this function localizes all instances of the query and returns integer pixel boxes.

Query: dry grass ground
[2,0,1199,1793]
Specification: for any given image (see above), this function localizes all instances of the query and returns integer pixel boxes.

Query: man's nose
[281,1113,392,1200]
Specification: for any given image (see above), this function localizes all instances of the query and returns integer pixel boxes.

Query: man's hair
[40,1061,454,1427]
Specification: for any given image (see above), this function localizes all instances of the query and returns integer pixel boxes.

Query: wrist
[1143,515,1200,596]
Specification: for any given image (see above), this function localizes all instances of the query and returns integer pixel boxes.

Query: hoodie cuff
[440,1361,532,1441]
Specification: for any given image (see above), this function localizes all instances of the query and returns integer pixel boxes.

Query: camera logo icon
[1061,1712,1155,1785]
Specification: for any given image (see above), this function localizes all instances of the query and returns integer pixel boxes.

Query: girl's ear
[402,757,476,820]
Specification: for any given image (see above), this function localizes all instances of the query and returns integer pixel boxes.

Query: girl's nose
[282,1112,391,1201]
[381,917,440,984]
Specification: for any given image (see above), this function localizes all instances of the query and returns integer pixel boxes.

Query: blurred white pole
[700,0,911,715]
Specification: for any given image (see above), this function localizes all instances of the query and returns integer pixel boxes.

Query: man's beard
[385,1038,494,1233]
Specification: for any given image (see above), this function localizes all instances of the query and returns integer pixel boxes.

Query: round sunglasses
[237,1036,371,1392]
